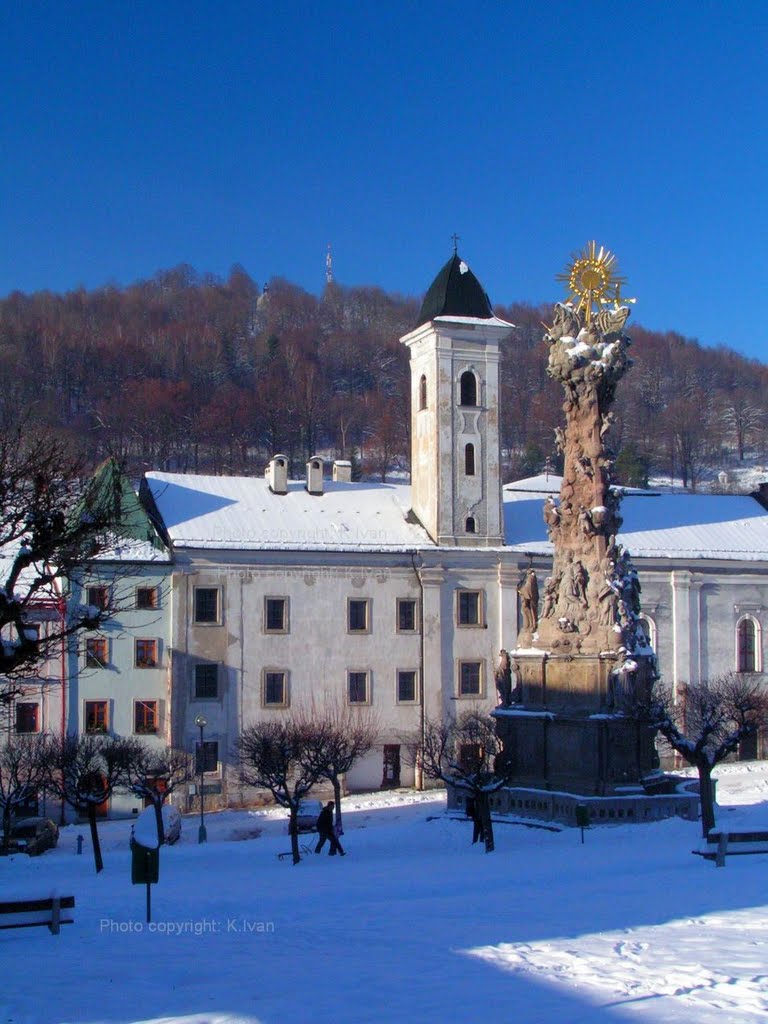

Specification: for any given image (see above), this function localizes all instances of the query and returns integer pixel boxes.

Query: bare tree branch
[123,744,193,844]
[643,674,768,836]
[0,426,142,687]
[403,709,509,852]
[237,721,325,864]
[42,733,140,872]
[293,697,379,831]
[0,734,49,851]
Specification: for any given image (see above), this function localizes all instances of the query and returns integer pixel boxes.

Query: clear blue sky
[1,1,766,359]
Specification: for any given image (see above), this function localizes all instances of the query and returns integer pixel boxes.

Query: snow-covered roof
[0,544,63,603]
[84,458,170,563]
[502,474,657,498]
[433,314,514,329]
[142,469,768,563]
[503,483,768,561]
[503,474,563,495]
[144,472,432,552]
[621,494,768,560]
[95,536,171,563]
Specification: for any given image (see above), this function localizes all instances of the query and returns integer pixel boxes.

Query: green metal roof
[79,458,168,554]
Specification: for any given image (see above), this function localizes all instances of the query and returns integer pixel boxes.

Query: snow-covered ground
[650,462,768,494]
[2,768,768,1024]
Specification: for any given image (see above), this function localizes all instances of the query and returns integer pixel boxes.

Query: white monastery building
[138,254,768,806]
[9,253,768,818]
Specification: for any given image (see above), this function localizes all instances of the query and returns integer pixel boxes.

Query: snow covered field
[2,766,768,1024]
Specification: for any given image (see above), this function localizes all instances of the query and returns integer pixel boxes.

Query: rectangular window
[85,636,108,668]
[85,700,108,733]
[457,590,482,626]
[135,638,158,668]
[459,743,483,772]
[397,599,417,633]
[15,702,39,734]
[397,670,418,704]
[196,740,219,775]
[87,586,110,610]
[264,597,289,633]
[348,671,370,705]
[263,670,288,708]
[458,661,483,697]
[348,599,370,633]
[134,700,159,734]
[136,586,159,610]
[194,587,220,624]
[194,664,219,700]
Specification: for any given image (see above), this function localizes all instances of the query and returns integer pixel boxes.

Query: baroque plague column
[496,243,659,795]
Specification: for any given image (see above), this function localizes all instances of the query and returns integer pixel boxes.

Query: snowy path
[1,774,768,1023]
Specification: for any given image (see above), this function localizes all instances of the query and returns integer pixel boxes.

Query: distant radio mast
[326,244,333,284]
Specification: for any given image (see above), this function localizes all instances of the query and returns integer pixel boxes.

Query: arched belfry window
[737,616,760,673]
[419,375,427,411]
[459,371,477,407]
[465,516,476,534]
[465,443,475,476]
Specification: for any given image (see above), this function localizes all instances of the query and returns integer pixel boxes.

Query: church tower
[400,254,514,546]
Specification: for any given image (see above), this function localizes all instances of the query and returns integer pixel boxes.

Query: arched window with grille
[465,443,475,476]
[419,374,427,410]
[459,371,477,407]
[737,615,760,673]
[465,516,476,534]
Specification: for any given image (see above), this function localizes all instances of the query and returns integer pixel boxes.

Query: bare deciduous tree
[646,674,768,836]
[295,700,379,833]
[124,744,193,845]
[237,721,325,865]
[43,733,139,872]
[0,427,131,709]
[0,735,49,851]
[403,709,509,853]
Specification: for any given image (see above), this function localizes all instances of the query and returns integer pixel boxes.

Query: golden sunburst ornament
[556,241,631,326]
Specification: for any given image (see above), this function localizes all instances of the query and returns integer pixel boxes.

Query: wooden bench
[0,895,75,934]
[694,829,768,865]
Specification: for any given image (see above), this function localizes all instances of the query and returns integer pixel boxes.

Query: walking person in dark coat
[315,801,345,856]
[467,797,484,845]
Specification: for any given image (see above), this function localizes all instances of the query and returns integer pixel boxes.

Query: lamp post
[194,714,208,844]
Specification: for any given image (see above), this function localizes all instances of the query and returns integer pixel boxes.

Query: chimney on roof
[306,456,324,496]
[332,460,352,483]
[266,455,288,495]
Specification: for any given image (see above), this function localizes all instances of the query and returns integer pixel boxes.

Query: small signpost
[575,804,590,843]
[131,806,161,922]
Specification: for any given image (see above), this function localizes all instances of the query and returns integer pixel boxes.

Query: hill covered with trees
[1,264,766,491]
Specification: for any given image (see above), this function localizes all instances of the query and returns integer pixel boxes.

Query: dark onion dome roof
[416,254,495,326]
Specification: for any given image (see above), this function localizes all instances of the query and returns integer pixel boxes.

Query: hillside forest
[1,264,766,491]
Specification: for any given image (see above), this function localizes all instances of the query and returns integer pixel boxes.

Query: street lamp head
[194,714,208,729]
